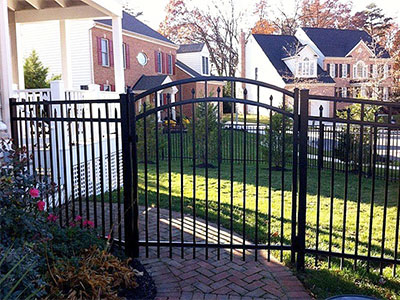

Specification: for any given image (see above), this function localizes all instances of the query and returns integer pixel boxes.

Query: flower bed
[0,143,155,299]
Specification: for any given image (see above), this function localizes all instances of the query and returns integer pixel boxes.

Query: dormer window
[297,57,315,77]
[354,61,368,79]
[202,56,209,74]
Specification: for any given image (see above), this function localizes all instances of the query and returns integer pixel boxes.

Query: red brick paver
[138,206,312,300]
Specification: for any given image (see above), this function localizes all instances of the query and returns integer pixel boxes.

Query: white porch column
[156,92,162,121]
[170,92,176,120]
[15,23,25,90]
[112,16,125,93]
[0,1,13,133]
[59,20,73,89]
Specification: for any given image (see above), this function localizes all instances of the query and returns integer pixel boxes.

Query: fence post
[291,88,299,264]
[9,98,18,147]
[297,89,309,271]
[121,92,139,257]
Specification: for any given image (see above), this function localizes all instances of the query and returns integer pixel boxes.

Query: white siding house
[20,20,94,90]
[244,35,286,115]
[177,43,210,76]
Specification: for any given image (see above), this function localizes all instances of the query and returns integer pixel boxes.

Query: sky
[126,0,400,32]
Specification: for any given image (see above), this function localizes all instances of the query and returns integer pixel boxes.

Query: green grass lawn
[135,159,400,299]
[221,113,270,124]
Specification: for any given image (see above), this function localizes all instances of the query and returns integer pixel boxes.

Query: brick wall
[322,42,393,99]
[91,26,177,90]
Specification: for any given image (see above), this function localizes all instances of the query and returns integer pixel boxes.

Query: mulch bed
[118,258,157,300]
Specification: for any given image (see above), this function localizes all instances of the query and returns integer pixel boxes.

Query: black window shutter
[347,64,350,77]
[370,64,373,77]
[327,63,330,72]
[339,64,342,78]
[335,64,339,78]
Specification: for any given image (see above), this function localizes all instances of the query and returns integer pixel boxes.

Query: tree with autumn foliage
[252,19,276,34]
[253,0,302,35]
[351,3,393,41]
[300,0,353,29]
[159,0,247,77]
[251,0,276,34]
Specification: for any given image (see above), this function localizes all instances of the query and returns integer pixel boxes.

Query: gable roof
[96,11,174,45]
[252,34,334,84]
[177,43,205,53]
[301,27,390,58]
[132,75,168,91]
[176,60,201,77]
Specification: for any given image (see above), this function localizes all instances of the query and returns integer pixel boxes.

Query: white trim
[0,0,13,130]
[100,38,110,67]
[15,6,110,23]
[111,16,125,93]
[345,40,374,58]
[95,22,179,49]
[80,0,122,17]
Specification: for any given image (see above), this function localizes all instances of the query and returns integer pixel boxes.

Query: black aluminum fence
[9,76,400,274]
[9,97,125,244]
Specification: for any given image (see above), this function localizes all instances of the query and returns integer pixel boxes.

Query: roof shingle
[96,11,174,45]
[132,75,168,91]
[301,27,390,58]
[177,43,205,53]
[252,34,335,84]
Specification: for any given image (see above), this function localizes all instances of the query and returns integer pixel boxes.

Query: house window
[202,56,209,74]
[342,64,347,78]
[354,61,367,79]
[297,58,315,77]
[122,43,127,69]
[372,64,378,78]
[383,87,389,100]
[383,64,389,79]
[329,64,335,78]
[341,87,347,98]
[167,54,173,74]
[101,38,110,67]
[157,52,162,73]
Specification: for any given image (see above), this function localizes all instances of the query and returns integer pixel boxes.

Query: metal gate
[121,77,308,269]
[121,77,400,272]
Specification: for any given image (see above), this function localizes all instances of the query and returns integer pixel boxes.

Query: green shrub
[261,108,293,169]
[23,50,61,89]
[187,101,220,166]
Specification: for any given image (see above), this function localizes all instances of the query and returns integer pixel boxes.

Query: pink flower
[47,214,58,223]
[37,200,45,211]
[107,234,111,240]
[29,188,40,198]
[75,215,82,222]
[83,220,95,228]
[69,221,76,227]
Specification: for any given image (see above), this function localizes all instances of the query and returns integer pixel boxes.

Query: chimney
[240,31,246,86]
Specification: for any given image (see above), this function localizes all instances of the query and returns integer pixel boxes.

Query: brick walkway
[137,206,312,300]
[77,203,311,299]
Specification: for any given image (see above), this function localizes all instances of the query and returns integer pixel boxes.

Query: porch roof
[132,75,169,92]
[8,0,122,22]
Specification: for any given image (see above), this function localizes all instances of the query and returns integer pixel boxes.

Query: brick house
[93,12,223,119]
[242,28,394,117]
